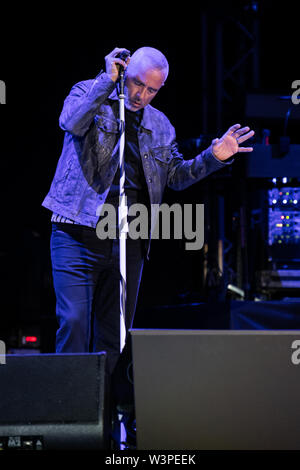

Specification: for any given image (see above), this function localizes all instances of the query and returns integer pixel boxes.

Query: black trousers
[50,222,145,375]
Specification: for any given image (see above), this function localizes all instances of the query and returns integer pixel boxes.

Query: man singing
[42,46,254,376]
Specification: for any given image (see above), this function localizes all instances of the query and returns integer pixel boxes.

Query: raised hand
[212,124,255,161]
[105,47,131,83]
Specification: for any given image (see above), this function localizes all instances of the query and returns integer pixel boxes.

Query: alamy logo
[96,201,204,251]
[0,80,6,104]
[291,340,300,365]
[0,340,6,365]
[291,80,300,105]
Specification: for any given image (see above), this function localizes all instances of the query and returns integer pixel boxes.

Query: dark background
[0,2,299,350]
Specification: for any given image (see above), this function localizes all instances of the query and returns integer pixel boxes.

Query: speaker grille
[0,353,105,425]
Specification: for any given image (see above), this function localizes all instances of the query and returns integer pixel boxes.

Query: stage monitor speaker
[131,329,300,450]
[0,352,108,451]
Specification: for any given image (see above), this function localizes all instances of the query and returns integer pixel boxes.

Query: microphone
[116,51,130,91]
[116,50,131,71]
[117,50,131,61]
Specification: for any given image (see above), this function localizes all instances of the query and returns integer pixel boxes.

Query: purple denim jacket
[42,72,231,252]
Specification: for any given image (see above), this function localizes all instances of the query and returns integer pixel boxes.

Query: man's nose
[136,88,146,100]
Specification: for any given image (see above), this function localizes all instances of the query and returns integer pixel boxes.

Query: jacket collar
[108,88,153,133]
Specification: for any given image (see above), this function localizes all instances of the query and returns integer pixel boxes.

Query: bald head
[124,47,169,112]
[126,47,169,83]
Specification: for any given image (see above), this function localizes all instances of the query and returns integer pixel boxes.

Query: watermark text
[0,80,6,104]
[96,202,204,251]
[0,340,6,365]
[291,80,300,105]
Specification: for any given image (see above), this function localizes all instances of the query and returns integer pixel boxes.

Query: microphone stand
[116,58,130,452]
[118,64,127,354]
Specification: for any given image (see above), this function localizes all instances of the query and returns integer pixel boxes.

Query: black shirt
[106,108,149,208]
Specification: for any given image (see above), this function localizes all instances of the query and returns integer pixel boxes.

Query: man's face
[124,66,165,112]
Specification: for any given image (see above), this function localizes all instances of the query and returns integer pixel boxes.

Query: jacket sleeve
[166,125,233,191]
[59,72,116,137]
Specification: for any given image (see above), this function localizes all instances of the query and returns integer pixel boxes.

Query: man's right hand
[105,47,130,82]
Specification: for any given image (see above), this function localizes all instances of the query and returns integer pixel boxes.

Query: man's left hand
[212,124,255,161]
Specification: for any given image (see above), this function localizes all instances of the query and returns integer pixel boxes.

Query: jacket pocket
[53,157,76,201]
[95,114,119,134]
[151,146,172,166]
[93,114,119,165]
